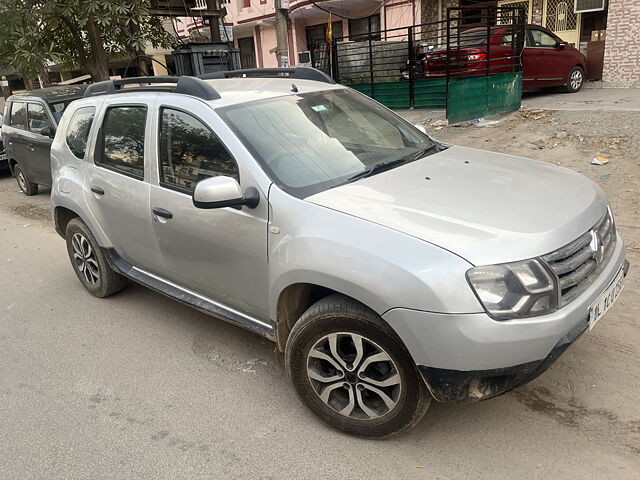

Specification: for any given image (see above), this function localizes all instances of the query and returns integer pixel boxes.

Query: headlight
[466,259,557,320]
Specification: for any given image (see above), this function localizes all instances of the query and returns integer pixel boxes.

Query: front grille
[542,209,616,306]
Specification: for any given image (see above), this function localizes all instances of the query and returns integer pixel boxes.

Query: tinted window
[528,29,557,47]
[98,106,146,179]
[27,103,52,133]
[159,108,239,193]
[66,107,96,159]
[349,15,381,41]
[9,102,27,128]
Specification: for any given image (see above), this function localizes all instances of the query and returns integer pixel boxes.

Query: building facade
[214,0,638,87]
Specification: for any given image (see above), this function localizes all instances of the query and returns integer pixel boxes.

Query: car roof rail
[198,67,336,85]
[83,76,221,101]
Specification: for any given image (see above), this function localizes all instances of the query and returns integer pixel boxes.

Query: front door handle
[27,145,35,152]
[91,186,105,195]
[152,207,173,219]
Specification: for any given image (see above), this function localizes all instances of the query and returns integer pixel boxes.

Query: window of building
[306,21,344,47]
[98,106,146,179]
[66,107,96,159]
[241,0,250,8]
[9,102,27,129]
[159,108,239,193]
[348,14,381,41]
[27,103,53,133]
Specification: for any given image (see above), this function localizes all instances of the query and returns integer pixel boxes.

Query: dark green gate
[328,7,525,123]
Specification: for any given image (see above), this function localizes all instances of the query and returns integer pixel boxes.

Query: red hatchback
[406,25,587,93]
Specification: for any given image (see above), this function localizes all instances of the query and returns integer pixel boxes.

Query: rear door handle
[90,186,105,195]
[152,207,173,219]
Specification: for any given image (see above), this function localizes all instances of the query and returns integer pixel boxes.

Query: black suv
[3,85,86,195]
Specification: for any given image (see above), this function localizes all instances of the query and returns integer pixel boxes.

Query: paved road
[521,87,640,111]
[0,169,638,479]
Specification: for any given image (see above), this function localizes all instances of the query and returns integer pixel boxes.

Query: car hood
[306,146,608,265]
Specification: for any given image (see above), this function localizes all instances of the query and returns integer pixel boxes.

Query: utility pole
[206,0,222,42]
[275,0,289,67]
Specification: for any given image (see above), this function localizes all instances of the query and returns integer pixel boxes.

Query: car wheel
[565,66,584,93]
[285,294,431,438]
[65,218,128,298]
[14,163,38,196]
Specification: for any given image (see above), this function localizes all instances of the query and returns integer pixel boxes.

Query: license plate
[589,267,624,331]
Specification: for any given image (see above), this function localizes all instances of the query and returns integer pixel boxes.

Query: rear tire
[564,66,584,93]
[285,294,431,438]
[65,218,128,298]
[14,163,38,196]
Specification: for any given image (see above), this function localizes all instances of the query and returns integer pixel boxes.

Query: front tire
[14,163,38,196]
[285,294,431,438]
[65,218,127,298]
[565,66,584,93]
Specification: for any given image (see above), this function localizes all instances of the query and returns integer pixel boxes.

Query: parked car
[2,85,86,195]
[402,25,587,92]
[51,70,627,437]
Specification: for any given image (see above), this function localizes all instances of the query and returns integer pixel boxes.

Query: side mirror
[192,176,260,210]
[40,126,54,138]
[555,41,566,50]
[414,124,427,135]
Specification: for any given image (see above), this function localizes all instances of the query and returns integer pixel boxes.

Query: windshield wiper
[406,143,440,162]
[346,143,442,184]
[347,158,407,183]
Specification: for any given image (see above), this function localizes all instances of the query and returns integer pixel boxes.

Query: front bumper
[383,235,628,403]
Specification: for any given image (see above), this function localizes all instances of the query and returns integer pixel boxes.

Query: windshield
[218,89,437,198]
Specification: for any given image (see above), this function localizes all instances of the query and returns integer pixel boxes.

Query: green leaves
[0,0,174,82]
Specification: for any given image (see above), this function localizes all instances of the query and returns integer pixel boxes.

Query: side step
[103,248,274,339]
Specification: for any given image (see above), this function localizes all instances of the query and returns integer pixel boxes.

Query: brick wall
[602,0,640,87]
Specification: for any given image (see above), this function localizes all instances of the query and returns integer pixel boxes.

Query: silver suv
[50,69,628,437]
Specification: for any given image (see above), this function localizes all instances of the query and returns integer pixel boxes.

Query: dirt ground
[410,107,640,455]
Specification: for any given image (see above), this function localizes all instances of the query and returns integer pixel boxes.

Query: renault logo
[590,230,604,264]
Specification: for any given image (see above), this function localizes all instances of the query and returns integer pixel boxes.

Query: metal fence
[320,7,525,121]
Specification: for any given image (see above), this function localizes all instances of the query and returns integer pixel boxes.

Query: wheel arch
[274,281,392,353]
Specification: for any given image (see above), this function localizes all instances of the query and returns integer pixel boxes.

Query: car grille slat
[542,210,616,307]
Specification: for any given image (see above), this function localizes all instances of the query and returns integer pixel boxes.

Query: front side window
[98,105,146,179]
[9,102,27,128]
[528,29,557,47]
[219,89,436,198]
[159,108,239,193]
[50,101,72,124]
[27,103,52,133]
[66,107,96,159]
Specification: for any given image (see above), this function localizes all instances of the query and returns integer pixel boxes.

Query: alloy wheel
[306,332,402,420]
[71,233,100,286]
[570,69,583,90]
[17,170,27,192]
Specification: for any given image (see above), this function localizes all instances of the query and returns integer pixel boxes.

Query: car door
[522,29,539,88]
[528,28,567,86]
[148,95,270,321]
[25,101,55,185]
[84,95,165,275]
[5,101,29,168]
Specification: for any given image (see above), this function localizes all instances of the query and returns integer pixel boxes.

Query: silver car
[50,69,628,437]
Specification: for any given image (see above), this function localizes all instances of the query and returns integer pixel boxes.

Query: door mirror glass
[40,126,54,138]
[192,176,259,209]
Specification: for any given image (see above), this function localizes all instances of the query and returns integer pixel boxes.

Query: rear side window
[27,103,52,133]
[158,108,239,193]
[9,102,27,128]
[66,107,96,159]
[97,105,146,179]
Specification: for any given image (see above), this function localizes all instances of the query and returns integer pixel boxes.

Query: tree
[0,0,175,83]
